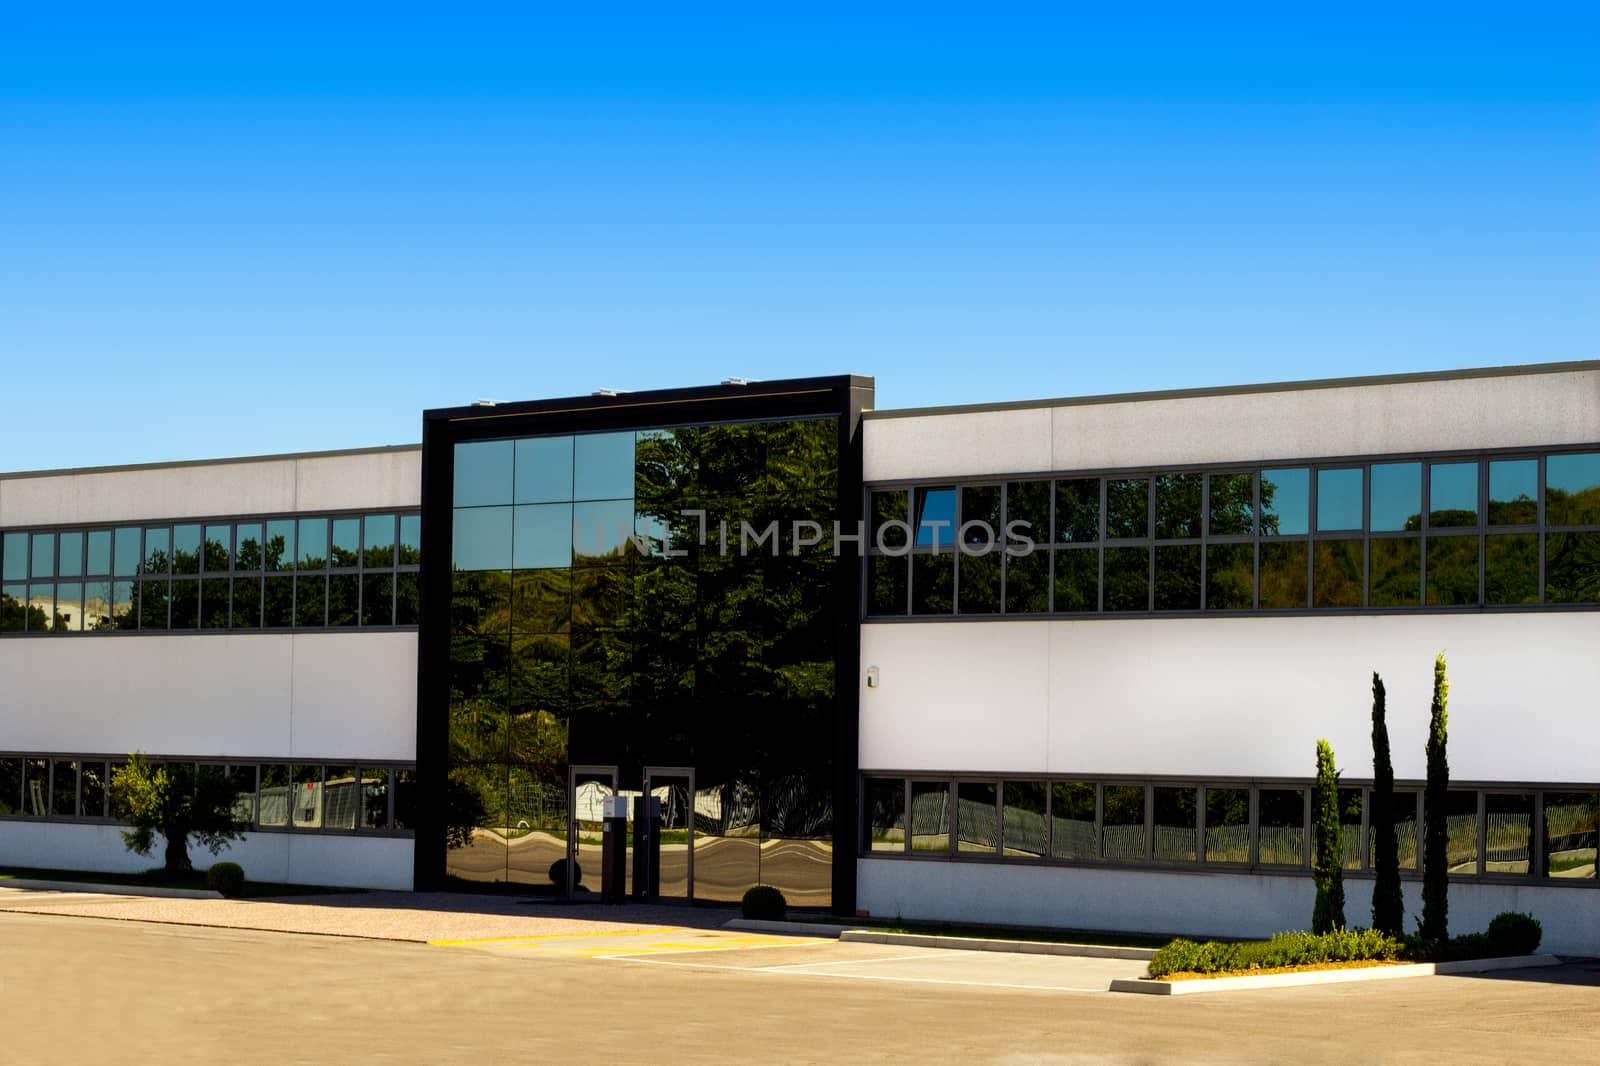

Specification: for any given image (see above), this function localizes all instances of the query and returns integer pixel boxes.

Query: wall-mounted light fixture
[866,665,879,689]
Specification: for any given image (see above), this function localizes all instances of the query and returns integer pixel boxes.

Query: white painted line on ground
[755,950,964,970]
[604,954,1111,993]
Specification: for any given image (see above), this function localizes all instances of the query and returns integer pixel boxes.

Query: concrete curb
[1109,953,1564,995]
[722,918,846,937]
[839,930,1158,960]
[0,878,223,900]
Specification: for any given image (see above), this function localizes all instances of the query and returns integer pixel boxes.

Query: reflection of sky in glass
[1489,459,1537,511]
[515,436,574,503]
[1546,452,1600,522]
[513,503,573,569]
[87,530,111,575]
[1261,468,1308,535]
[573,432,635,501]
[454,440,514,506]
[914,487,956,547]
[1429,462,1477,519]
[2,532,26,581]
[1317,468,1363,531]
[58,532,83,577]
[453,506,513,570]
[31,533,54,578]
[573,499,636,558]
[113,527,141,576]
[1369,462,1421,531]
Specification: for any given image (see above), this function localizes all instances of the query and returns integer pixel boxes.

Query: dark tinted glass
[142,528,169,573]
[0,757,21,814]
[454,439,515,507]
[1154,473,1201,538]
[31,533,54,579]
[1002,781,1047,859]
[871,490,910,550]
[1484,793,1532,875]
[331,518,361,568]
[200,579,230,629]
[297,518,328,569]
[1425,535,1480,605]
[231,576,261,629]
[1205,543,1253,610]
[1312,539,1363,608]
[1369,537,1420,607]
[1542,792,1597,879]
[258,764,289,827]
[1484,533,1538,605]
[1105,479,1147,539]
[1,532,25,581]
[913,487,956,548]
[1054,479,1100,542]
[1545,532,1600,604]
[57,532,83,578]
[1259,540,1308,608]
[511,569,570,632]
[361,573,394,626]
[361,515,395,567]
[263,575,294,626]
[1048,781,1095,861]
[1260,468,1308,535]
[514,435,575,503]
[1488,459,1537,525]
[1258,788,1305,865]
[1429,463,1478,527]
[203,525,231,572]
[573,432,635,501]
[1546,452,1600,525]
[1003,549,1050,614]
[1005,481,1050,547]
[1103,547,1147,610]
[1205,788,1249,863]
[139,580,168,629]
[911,553,953,614]
[1148,787,1194,863]
[910,781,950,852]
[172,524,201,574]
[868,554,908,615]
[1369,462,1421,532]
[79,761,106,818]
[453,506,514,571]
[113,527,141,576]
[235,524,263,570]
[264,520,295,571]
[329,574,360,626]
[51,760,77,816]
[956,552,999,615]
[295,575,326,627]
[1338,788,1362,869]
[86,530,111,575]
[395,573,420,624]
[866,778,905,852]
[398,515,422,565]
[1444,790,1479,875]
[1316,468,1362,531]
[1207,472,1254,536]
[1102,785,1145,862]
[959,486,1001,547]
[572,499,634,563]
[513,504,572,569]
[956,781,998,853]
[1153,544,1200,610]
[1372,792,1419,872]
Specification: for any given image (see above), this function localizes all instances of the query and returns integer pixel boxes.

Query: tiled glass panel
[1054,479,1100,543]
[455,439,515,507]
[1207,472,1254,536]
[1425,535,1480,606]
[514,435,575,504]
[1104,479,1148,539]
[1488,460,1537,525]
[1544,452,1600,526]
[513,504,573,570]
[1429,463,1478,527]
[1102,546,1147,611]
[1369,462,1422,532]
[453,507,514,571]
[1049,781,1096,861]
[1484,533,1538,605]
[1316,468,1363,532]
[1001,781,1047,859]
[1205,543,1253,610]
[572,432,635,501]
[913,487,956,548]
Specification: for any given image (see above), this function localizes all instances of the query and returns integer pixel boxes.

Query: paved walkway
[0,884,738,941]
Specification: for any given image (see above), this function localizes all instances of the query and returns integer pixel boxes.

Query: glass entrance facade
[435,413,846,907]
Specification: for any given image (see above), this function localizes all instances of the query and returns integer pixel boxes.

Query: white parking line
[756,951,963,970]
[606,953,1111,993]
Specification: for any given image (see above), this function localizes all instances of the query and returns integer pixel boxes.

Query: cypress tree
[1370,672,1403,935]
[1312,738,1346,934]
[1420,653,1450,942]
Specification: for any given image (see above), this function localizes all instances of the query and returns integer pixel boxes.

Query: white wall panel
[294,450,421,512]
[859,622,1049,773]
[861,613,1600,781]
[857,858,1600,955]
[862,367,1600,481]
[1,632,416,761]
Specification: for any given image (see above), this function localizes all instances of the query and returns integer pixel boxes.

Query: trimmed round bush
[207,862,245,897]
[741,885,787,921]
[1487,911,1542,956]
[548,858,582,887]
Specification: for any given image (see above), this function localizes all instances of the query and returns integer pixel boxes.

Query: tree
[1420,652,1451,941]
[109,754,251,874]
[1312,738,1346,934]
[1370,672,1403,935]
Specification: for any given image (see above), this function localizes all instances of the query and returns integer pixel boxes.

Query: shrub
[1369,671,1404,936]
[741,885,787,921]
[1420,653,1451,941]
[1148,928,1403,979]
[1312,739,1345,934]
[206,861,245,897]
[1487,912,1542,956]
[548,858,582,887]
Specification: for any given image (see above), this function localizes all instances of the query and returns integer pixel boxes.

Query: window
[1484,793,1532,875]
[1543,793,1596,879]
[910,781,951,852]
[1050,781,1097,861]
[1204,788,1250,863]
[1154,787,1198,862]
[1443,790,1481,876]
[1002,781,1047,859]
[956,781,998,853]
[866,778,906,853]
[1101,785,1146,862]
[1258,788,1306,866]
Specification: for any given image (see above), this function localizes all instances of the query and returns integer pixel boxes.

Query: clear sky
[2,3,1596,471]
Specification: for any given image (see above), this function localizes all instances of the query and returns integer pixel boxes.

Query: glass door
[643,767,695,902]
[567,765,618,898]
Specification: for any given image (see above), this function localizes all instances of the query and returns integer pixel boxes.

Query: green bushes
[741,885,787,921]
[1486,912,1542,956]
[206,861,245,897]
[1148,929,1402,978]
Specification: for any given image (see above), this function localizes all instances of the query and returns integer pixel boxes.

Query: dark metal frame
[415,375,873,917]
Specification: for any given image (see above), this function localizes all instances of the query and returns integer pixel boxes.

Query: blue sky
[2,3,1596,470]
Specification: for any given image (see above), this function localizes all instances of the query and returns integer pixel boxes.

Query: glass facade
[442,418,842,907]
[866,448,1600,616]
